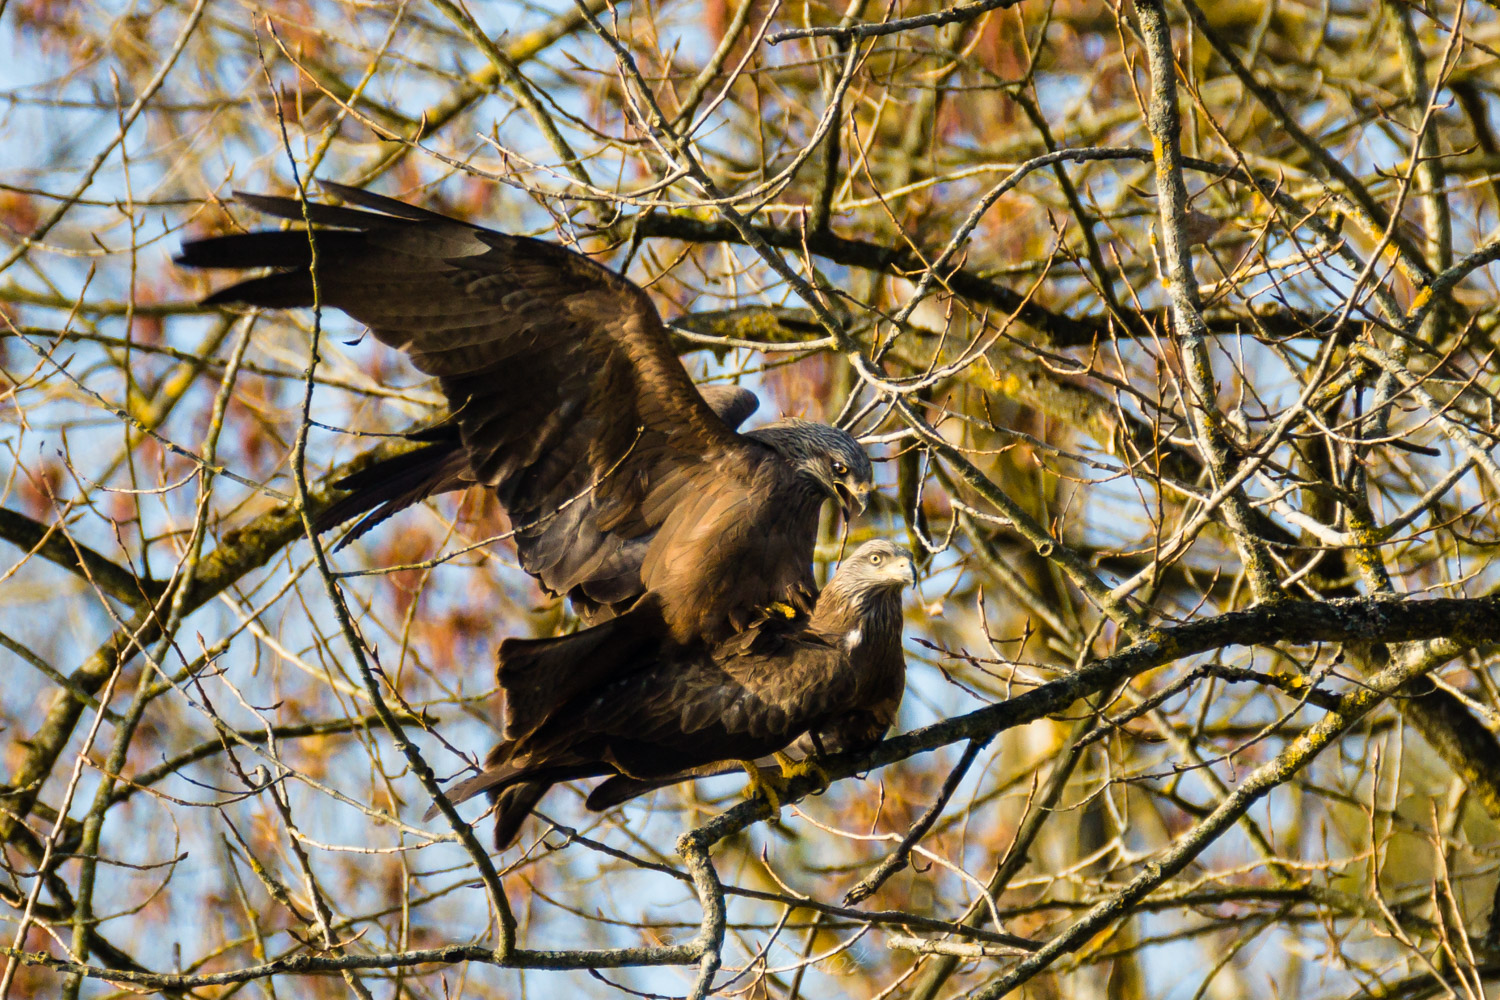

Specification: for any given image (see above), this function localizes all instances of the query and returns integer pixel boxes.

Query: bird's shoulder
[709,613,844,690]
[461,228,641,290]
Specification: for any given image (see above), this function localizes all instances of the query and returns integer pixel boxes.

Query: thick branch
[0,507,162,607]
[1134,0,1280,601]
[688,591,1500,853]
[769,0,1022,43]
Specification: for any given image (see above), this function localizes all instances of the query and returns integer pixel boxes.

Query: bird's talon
[774,751,830,792]
[740,759,788,814]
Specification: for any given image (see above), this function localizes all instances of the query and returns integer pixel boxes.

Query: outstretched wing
[177,183,762,614]
[313,380,757,545]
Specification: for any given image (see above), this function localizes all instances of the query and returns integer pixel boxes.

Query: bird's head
[810,539,916,638]
[835,539,917,593]
[747,419,874,514]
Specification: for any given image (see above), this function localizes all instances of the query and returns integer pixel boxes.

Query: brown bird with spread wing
[176,182,873,648]
[442,539,914,849]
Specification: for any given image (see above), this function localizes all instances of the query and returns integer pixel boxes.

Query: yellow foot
[774,752,829,792]
[740,759,789,814]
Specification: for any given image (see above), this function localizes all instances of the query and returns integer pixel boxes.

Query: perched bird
[176,182,873,647]
[442,539,915,849]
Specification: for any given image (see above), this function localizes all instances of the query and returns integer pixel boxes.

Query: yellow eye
[870,553,883,564]
[832,461,848,476]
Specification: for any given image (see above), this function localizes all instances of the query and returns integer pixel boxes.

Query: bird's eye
[832,461,848,476]
[870,553,883,565]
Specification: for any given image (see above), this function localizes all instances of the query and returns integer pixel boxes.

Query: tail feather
[201,272,316,309]
[586,774,676,811]
[422,764,551,850]
[586,761,746,812]
[493,781,551,849]
[195,184,468,240]
[498,598,665,740]
[457,764,511,803]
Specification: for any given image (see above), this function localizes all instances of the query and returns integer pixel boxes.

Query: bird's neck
[785,472,830,509]
[809,585,902,646]
[774,466,832,537]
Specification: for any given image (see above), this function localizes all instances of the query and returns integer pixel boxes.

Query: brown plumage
[443,540,914,849]
[176,182,873,644]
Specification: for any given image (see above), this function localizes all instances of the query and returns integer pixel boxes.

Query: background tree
[3,0,1500,997]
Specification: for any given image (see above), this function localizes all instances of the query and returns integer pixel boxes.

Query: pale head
[832,539,916,593]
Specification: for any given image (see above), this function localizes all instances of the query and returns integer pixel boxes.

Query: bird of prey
[176,182,873,646]
[442,539,915,849]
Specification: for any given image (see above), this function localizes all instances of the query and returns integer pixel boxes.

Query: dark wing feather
[314,383,758,557]
[585,766,736,812]
[316,429,472,547]
[436,553,910,843]
[585,639,897,812]
[493,781,551,849]
[532,624,856,779]
[178,185,764,623]
[441,603,901,843]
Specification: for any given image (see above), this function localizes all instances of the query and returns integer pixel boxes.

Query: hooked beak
[900,557,917,588]
[837,481,872,515]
